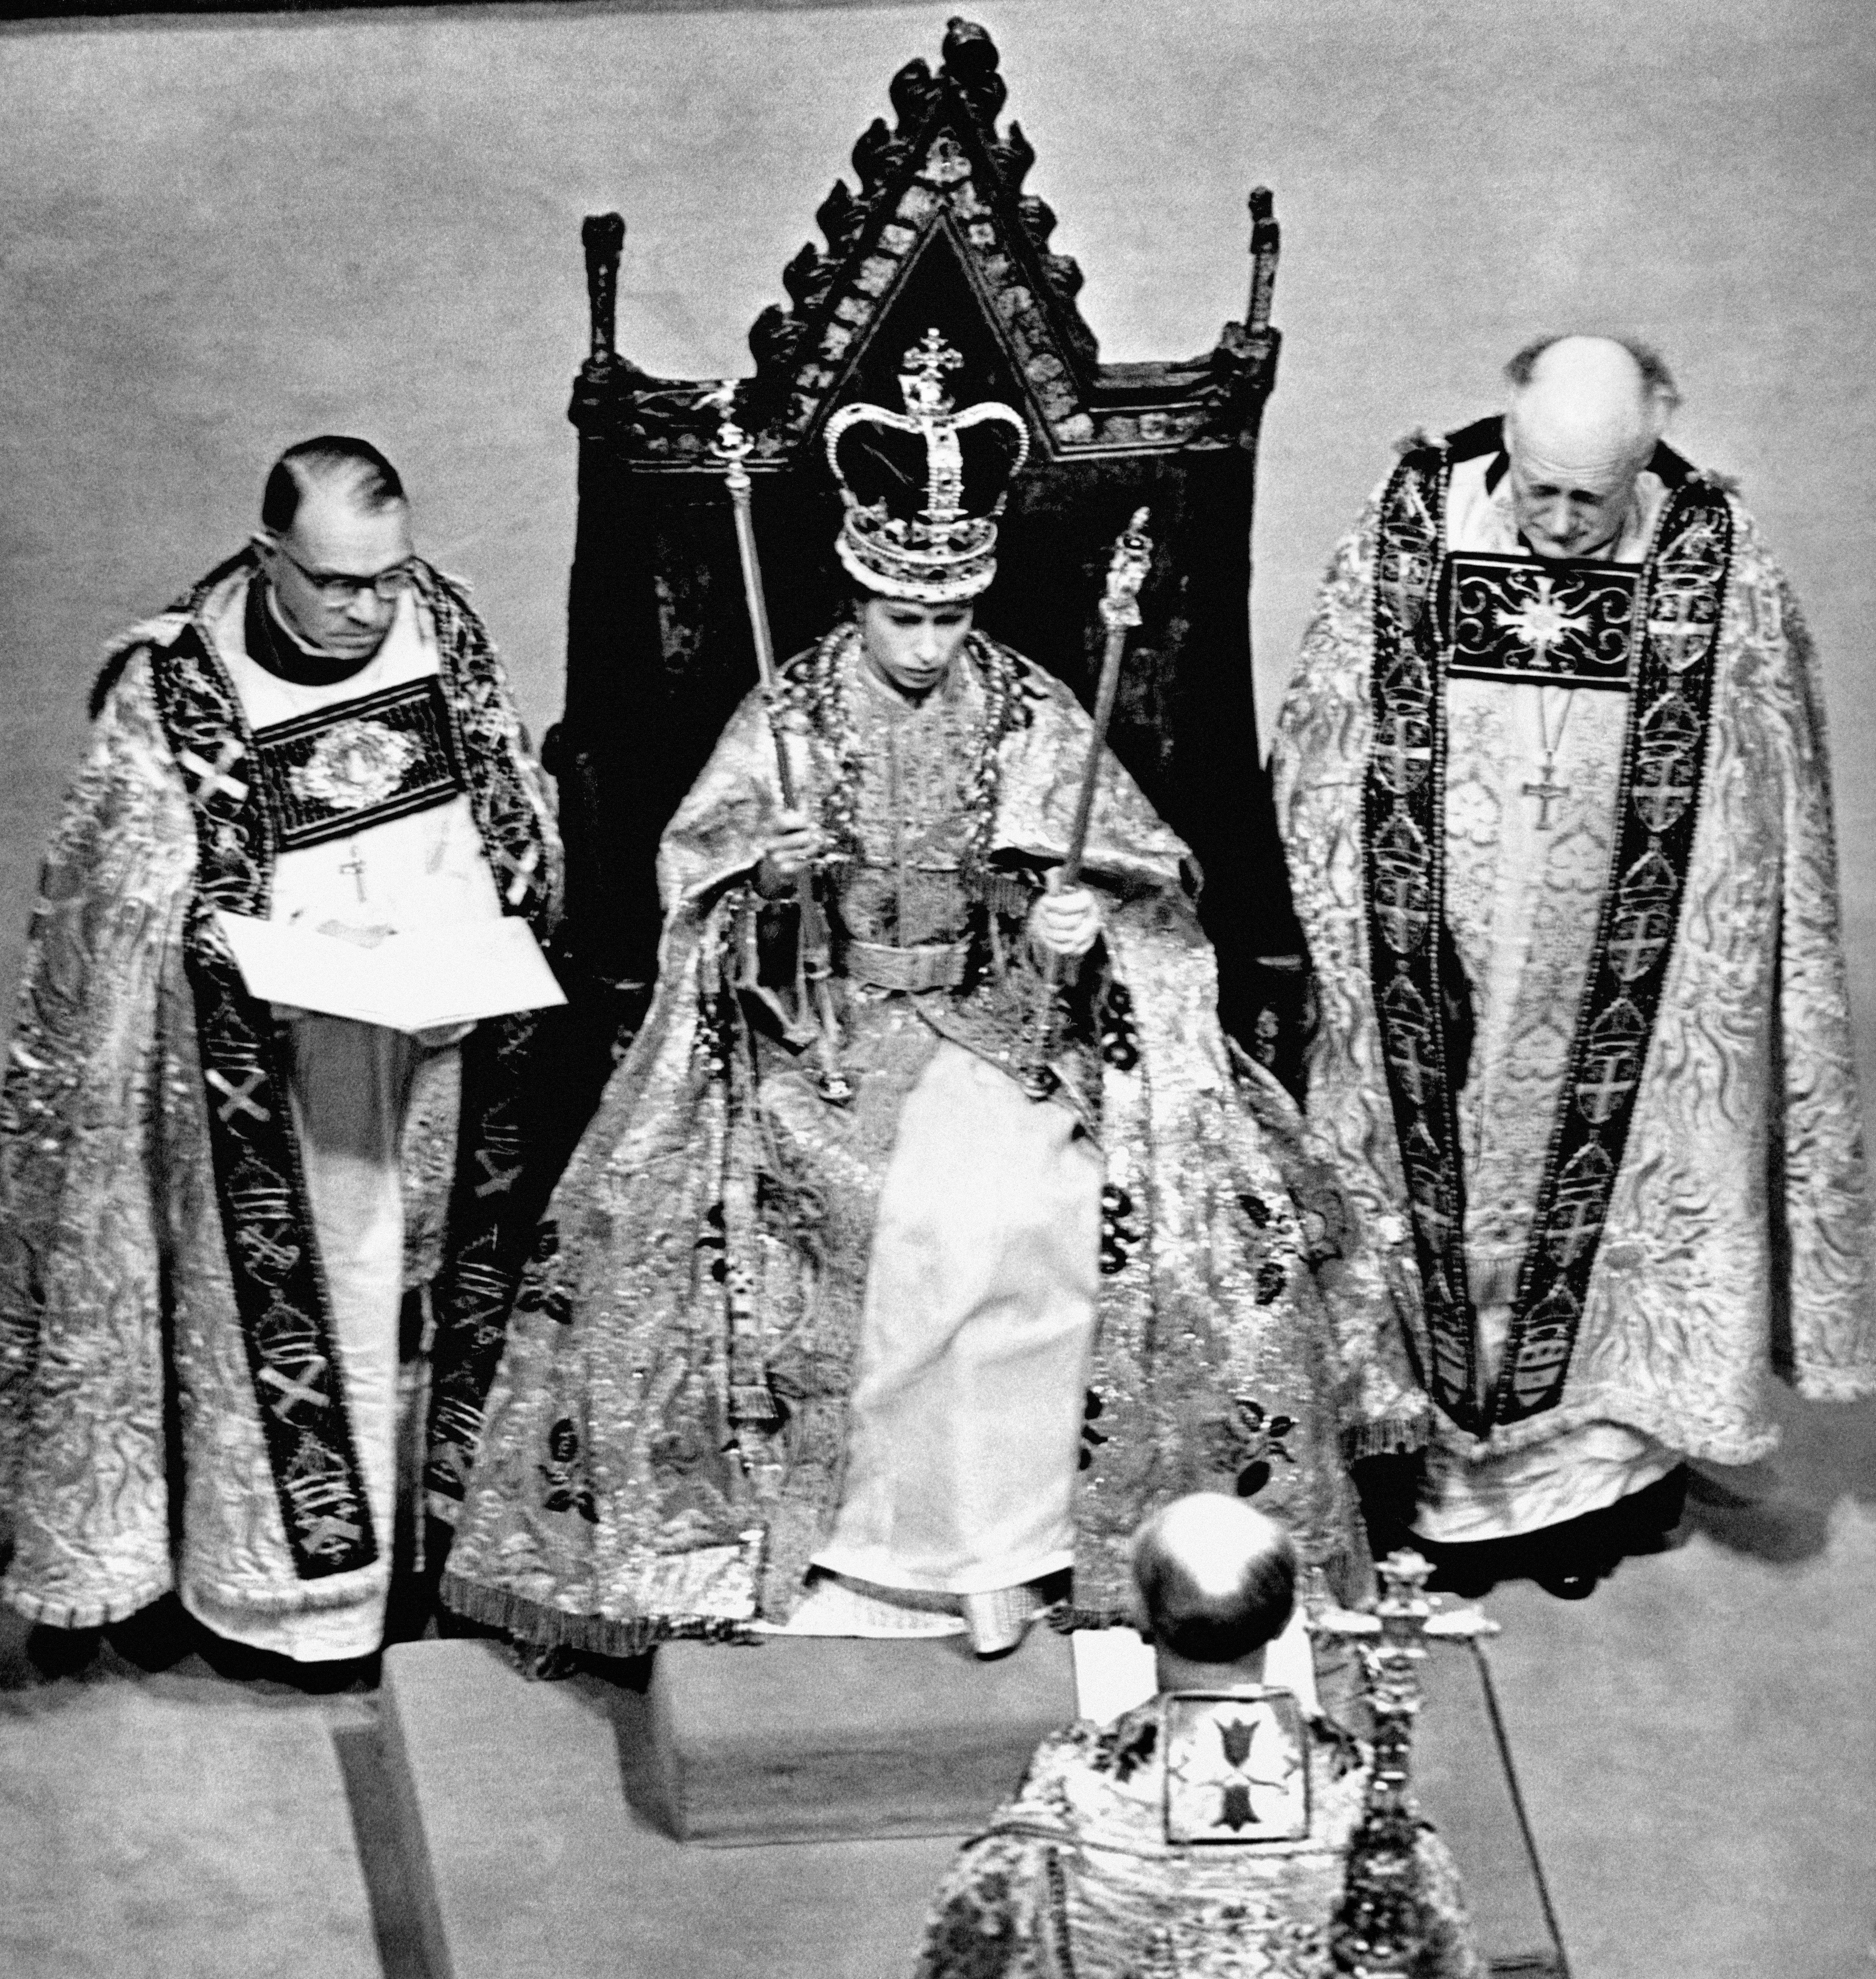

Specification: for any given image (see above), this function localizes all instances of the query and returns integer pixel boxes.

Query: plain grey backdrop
[1,9,1872,1975]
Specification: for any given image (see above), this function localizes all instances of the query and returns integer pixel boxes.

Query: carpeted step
[376,1631,1565,1978]
[647,1631,1073,1844]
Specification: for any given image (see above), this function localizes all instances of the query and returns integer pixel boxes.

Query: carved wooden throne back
[552,16,1302,1060]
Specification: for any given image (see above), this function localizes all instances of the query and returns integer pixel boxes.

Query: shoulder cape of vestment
[911,1703,1486,1979]
[1363,418,1733,1433]
[65,552,558,1582]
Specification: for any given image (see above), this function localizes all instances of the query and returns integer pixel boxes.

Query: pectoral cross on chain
[1522,751,1572,830]
[339,842,368,902]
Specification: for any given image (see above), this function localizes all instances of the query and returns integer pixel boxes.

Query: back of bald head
[1130,1494,1297,1666]
[1504,334,1677,482]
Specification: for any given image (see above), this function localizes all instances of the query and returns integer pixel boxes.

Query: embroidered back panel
[153,563,559,1575]
[1364,456,1732,1431]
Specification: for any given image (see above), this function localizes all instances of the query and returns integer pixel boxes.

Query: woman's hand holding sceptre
[1027,871,1103,963]
[756,808,823,898]
[1020,508,1153,1098]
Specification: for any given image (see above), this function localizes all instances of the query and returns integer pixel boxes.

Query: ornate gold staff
[709,390,854,1106]
[1022,508,1153,1099]
[1313,1550,1502,1978]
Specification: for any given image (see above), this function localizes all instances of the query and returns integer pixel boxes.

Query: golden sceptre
[709,389,854,1106]
[1022,508,1153,1099]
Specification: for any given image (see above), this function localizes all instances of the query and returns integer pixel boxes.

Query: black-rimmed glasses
[274,543,420,604]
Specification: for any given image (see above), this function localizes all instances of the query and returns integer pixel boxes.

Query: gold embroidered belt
[842,938,970,993]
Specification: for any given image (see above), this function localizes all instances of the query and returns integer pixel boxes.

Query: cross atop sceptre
[1313,1550,1499,1978]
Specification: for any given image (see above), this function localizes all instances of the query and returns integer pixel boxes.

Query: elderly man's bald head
[1130,1494,1297,1666]
[1501,335,1678,558]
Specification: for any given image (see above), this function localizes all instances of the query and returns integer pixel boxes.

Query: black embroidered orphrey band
[151,555,558,1578]
[1443,553,1639,689]
[249,677,465,851]
[1363,443,1732,1434]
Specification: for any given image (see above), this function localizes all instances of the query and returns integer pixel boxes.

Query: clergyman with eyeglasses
[0,435,563,1681]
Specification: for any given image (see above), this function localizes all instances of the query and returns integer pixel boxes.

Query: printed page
[215,910,565,1032]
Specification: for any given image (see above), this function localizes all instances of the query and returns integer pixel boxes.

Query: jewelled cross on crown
[900,330,968,526]
[900,327,964,415]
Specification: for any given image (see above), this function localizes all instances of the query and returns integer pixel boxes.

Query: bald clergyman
[1273,336,1874,1595]
[912,1496,1484,1978]
[0,438,561,1672]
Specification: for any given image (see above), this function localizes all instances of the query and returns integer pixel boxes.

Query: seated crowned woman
[441,332,1422,1657]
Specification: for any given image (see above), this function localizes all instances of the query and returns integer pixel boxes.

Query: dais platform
[378,1632,1566,1978]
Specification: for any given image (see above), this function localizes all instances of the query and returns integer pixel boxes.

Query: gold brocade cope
[1273,454,1876,1477]
[0,554,562,1637]
[909,1704,1486,1979]
[441,630,1419,1653]
[1362,445,1732,1434]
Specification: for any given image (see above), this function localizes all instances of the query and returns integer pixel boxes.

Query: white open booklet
[215,909,566,1034]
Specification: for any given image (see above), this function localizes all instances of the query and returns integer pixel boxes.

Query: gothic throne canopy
[550,15,1303,1069]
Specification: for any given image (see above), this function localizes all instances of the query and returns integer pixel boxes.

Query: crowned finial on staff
[1100,508,1153,633]
[706,381,755,496]
[1312,1550,1499,1979]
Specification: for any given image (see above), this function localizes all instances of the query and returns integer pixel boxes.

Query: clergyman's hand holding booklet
[215,910,566,1033]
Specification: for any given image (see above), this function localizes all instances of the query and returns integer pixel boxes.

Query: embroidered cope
[1272,427,1875,1513]
[911,1699,1484,1979]
[0,555,560,1653]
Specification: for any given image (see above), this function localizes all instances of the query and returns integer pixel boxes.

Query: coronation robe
[1273,420,1875,1534]
[0,553,560,1656]
[912,1694,1482,1979]
[442,626,1421,1652]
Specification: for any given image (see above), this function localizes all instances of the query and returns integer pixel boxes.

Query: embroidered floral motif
[512,1222,574,1325]
[1098,1714,1159,1782]
[539,1417,599,1522]
[1205,1398,1296,1500]
[1099,977,1140,1070]
[1099,1183,1141,1276]
[288,716,419,812]
[1078,1387,1108,1471]
[697,1200,730,1283]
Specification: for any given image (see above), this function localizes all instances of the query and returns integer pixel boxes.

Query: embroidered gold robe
[0,554,560,1650]
[1273,424,1875,1501]
[912,1699,1483,1979]
[442,628,1421,1653]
